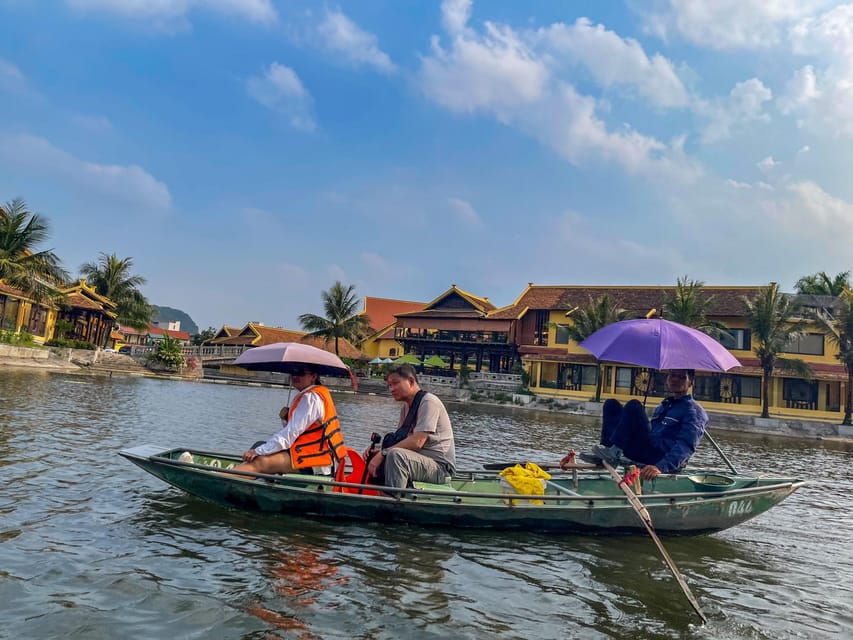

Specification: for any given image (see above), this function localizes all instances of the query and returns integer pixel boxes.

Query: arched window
[390,348,397,357]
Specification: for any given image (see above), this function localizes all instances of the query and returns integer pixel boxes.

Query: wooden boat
[119,444,804,536]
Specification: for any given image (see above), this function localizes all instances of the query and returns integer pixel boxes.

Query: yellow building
[483,283,849,421]
[0,281,58,343]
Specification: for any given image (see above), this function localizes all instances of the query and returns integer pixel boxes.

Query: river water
[1,370,851,639]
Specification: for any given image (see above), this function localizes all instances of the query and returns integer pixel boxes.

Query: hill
[152,306,199,336]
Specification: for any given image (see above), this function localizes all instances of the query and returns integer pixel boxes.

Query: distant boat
[120,444,804,536]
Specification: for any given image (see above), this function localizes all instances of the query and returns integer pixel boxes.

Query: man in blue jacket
[587,369,708,480]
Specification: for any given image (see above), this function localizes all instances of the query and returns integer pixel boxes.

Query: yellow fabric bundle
[499,462,552,505]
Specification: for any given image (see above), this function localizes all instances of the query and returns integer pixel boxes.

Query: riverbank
[3,345,852,442]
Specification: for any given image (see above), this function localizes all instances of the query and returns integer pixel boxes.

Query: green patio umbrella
[394,353,422,365]
[423,355,448,367]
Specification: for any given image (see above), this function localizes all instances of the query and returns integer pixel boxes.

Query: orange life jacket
[289,385,346,469]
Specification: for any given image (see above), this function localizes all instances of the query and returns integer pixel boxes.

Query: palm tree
[0,198,69,302]
[298,281,371,355]
[794,271,851,296]
[814,289,853,425]
[743,283,812,418]
[662,275,729,339]
[79,252,153,330]
[566,295,635,402]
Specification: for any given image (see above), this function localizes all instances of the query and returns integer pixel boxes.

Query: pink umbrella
[579,318,741,372]
[234,342,357,390]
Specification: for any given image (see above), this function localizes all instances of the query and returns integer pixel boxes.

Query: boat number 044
[726,499,754,517]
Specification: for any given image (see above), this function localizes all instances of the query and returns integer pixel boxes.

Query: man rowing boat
[582,369,708,479]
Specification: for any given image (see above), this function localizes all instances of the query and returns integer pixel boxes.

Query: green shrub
[0,329,37,346]
[147,334,185,369]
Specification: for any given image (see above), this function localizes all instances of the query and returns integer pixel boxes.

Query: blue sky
[2,0,853,331]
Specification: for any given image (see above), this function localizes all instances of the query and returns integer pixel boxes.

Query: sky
[2,0,853,332]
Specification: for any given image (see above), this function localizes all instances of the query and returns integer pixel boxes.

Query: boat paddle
[600,459,708,624]
[704,428,738,475]
[482,461,599,471]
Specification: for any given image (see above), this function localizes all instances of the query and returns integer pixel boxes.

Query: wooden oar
[600,460,707,624]
[482,461,599,471]
[705,428,738,475]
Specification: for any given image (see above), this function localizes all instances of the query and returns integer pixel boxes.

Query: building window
[615,367,632,388]
[554,324,570,344]
[784,333,824,356]
[719,328,751,351]
[25,306,47,336]
[533,311,549,346]
[389,348,397,357]
[738,375,761,398]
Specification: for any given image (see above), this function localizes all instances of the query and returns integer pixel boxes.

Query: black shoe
[592,444,625,466]
[578,451,603,465]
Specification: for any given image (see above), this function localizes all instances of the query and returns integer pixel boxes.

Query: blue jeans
[599,399,664,466]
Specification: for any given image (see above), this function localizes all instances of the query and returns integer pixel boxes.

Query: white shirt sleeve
[255,389,325,456]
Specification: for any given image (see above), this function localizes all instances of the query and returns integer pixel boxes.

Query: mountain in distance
[152,305,199,336]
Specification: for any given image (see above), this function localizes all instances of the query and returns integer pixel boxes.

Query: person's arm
[254,393,323,456]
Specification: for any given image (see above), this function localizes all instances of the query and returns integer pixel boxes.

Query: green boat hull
[120,444,804,536]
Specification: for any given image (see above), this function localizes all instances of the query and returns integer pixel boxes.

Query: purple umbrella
[233,342,357,389]
[578,318,741,372]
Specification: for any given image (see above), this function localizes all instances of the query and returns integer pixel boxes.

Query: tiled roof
[65,293,106,311]
[361,297,426,332]
[148,326,190,340]
[419,285,496,314]
[213,323,366,359]
[489,285,765,319]
[0,281,28,298]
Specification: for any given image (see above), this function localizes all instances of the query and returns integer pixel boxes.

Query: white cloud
[361,252,389,271]
[0,133,171,211]
[247,62,316,131]
[798,145,811,154]
[316,10,396,73]
[763,181,853,251]
[448,197,482,225]
[757,156,779,172]
[726,178,752,188]
[535,18,689,108]
[419,5,701,182]
[0,58,35,96]
[420,22,549,116]
[779,5,853,138]
[697,78,772,142]
[639,0,822,50]
[66,0,277,30]
[442,0,472,35]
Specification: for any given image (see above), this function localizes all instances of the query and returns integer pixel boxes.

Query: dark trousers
[599,399,664,465]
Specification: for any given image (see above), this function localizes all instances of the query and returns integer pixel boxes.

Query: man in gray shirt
[366,363,455,488]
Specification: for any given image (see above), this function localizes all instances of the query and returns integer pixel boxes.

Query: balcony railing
[395,329,510,344]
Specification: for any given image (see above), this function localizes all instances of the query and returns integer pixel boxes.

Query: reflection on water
[1,370,852,639]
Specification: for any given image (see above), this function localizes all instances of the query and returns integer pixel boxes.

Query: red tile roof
[148,326,191,340]
[360,296,426,332]
[489,285,765,319]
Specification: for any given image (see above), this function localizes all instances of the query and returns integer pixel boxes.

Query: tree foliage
[298,281,371,355]
[0,198,69,303]
[192,326,217,345]
[743,283,812,418]
[815,289,853,425]
[662,275,729,339]
[794,271,851,296]
[79,252,153,330]
[566,295,636,402]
